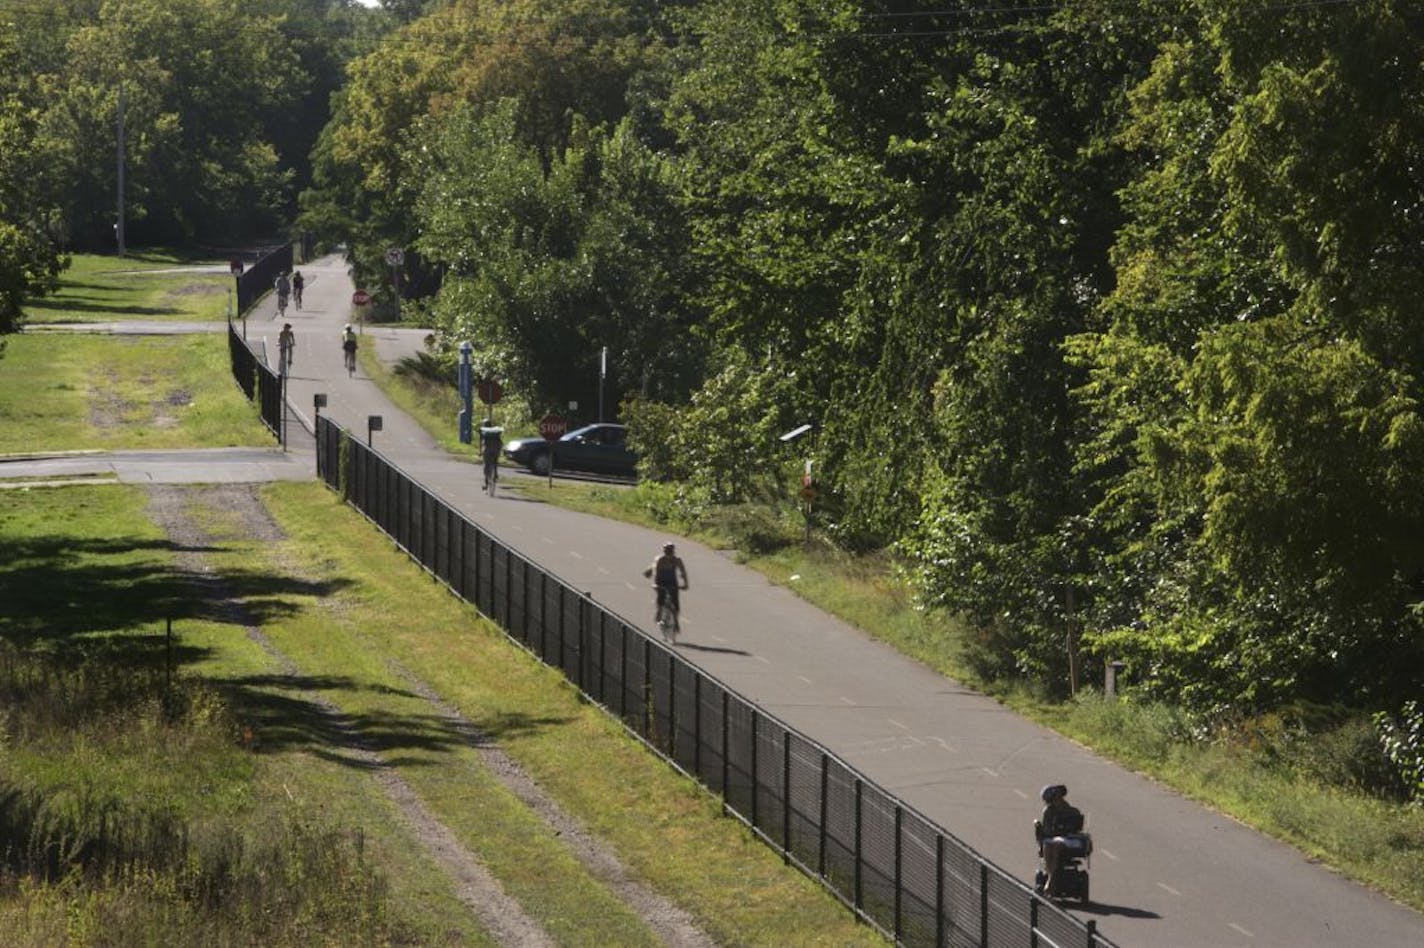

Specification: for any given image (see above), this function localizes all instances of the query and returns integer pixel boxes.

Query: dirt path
[143,484,554,947]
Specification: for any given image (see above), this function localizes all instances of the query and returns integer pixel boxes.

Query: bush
[1376,701,1424,805]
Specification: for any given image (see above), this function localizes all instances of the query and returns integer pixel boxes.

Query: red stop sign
[352,289,371,306]
[538,414,568,441]
[476,379,503,405]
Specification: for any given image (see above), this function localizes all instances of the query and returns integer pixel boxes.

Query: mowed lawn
[2,251,269,454]
[23,251,233,325]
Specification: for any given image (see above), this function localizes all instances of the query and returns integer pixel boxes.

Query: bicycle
[292,285,303,310]
[276,292,288,317]
[654,584,679,641]
[342,335,357,376]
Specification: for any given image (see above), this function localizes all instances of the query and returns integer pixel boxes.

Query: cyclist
[274,271,291,315]
[291,270,305,310]
[277,322,295,373]
[643,542,689,633]
[479,419,503,493]
[341,323,358,374]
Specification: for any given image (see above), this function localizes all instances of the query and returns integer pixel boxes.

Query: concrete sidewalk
[62,254,1424,946]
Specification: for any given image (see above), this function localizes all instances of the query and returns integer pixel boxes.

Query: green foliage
[304,0,1424,725]
[1375,702,1424,806]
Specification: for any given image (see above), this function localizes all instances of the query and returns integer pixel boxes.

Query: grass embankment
[0,483,883,945]
[24,250,232,325]
[2,252,271,454]
[0,334,269,454]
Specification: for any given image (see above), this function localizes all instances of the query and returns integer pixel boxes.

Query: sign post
[538,413,568,488]
[384,246,404,321]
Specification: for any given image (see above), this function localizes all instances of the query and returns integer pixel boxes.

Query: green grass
[0,332,270,453]
[0,481,884,946]
[24,251,233,325]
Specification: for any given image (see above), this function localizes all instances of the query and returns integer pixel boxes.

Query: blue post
[458,341,473,444]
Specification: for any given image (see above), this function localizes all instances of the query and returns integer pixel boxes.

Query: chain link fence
[315,414,1119,948]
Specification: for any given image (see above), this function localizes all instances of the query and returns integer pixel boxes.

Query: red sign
[476,379,503,405]
[352,290,371,306]
[538,414,568,441]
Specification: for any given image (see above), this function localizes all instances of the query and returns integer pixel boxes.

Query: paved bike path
[224,256,1424,946]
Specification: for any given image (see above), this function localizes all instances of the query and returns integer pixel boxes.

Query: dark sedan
[503,423,637,478]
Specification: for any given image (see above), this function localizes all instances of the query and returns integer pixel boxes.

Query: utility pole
[116,81,126,257]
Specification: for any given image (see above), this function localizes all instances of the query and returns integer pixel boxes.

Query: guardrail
[314,414,1119,948]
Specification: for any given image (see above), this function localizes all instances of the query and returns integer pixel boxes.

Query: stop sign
[538,414,568,441]
[476,379,503,405]
[352,290,371,306]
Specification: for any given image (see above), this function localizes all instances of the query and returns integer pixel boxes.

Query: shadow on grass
[0,534,350,646]
[25,297,183,317]
[222,673,572,766]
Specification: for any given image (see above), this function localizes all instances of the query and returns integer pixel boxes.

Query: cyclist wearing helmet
[643,542,689,632]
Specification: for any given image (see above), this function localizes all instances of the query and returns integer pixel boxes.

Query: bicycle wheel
[486,462,498,497]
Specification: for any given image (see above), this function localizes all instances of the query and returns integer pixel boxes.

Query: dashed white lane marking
[796,675,812,685]
[840,697,856,705]
[888,718,910,730]
[754,655,771,665]
[624,582,637,591]
[596,566,609,575]
[711,634,728,643]
[540,536,554,545]
[1098,849,1118,861]
[1228,923,1254,938]
[1012,788,1028,800]
[1156,882,1180,896]
[569,550,583,560]
[981,767,999,778]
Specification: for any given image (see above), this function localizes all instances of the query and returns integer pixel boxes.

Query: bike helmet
[1041,784,1067,802]
[663,542,675,553]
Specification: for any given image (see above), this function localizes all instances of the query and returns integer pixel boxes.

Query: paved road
[17,255,1424,946]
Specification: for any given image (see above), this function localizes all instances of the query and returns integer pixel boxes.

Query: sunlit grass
[24,251,233,325]
[0,333,268,453]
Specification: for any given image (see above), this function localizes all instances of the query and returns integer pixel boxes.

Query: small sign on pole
[538,414,568,488]
[352,289,371,306]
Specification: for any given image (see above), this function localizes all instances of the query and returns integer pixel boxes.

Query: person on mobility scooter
[1034,784,1092,901]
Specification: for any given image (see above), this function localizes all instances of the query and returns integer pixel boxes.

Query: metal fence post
[1086,919,1098,948]
[670,653,679,756]
[643,636,652,738]
[750,711,759,829]
[721,689,730,815]
[782,730,794,862]
[854,778,863,911]
[895,804,903,941]
[818,753,829,878]
[693,674,702,778]
[1030,894,1040,948]
[980,864,989,947]
[936,834,946,948]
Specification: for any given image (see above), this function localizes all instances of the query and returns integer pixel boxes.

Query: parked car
[503,423,637,478]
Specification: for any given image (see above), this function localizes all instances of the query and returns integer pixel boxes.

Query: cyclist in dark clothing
[479,420,503,492]
[643,542,689,632]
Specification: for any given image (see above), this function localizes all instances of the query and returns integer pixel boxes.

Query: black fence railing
[228,321,282,438]
[314,414,1119,948]
[236,243,294,314]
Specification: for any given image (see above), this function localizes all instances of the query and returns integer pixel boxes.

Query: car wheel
[531,453,551,476]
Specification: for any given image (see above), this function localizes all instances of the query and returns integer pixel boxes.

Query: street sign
[539,414,568,441]
[352,289,371,306]
[476,379,503,405]
[384,246,405,267]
